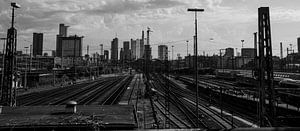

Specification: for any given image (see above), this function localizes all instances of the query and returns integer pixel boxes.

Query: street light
[187,7,204,128]
[241,40,245,69]
[11,3,20,8]
[186,40,189,57]
[10,2,20,28]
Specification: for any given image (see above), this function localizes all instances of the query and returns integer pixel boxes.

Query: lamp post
[186,40,189,57]
[187,8,204,128]
[186,40,189,68]
[241,40,244,69]
[24,47,28,90]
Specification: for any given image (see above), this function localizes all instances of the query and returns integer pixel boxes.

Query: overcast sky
[0,0,300,58]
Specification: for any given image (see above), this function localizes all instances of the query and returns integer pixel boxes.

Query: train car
[236,74,257,87]
[215,70,239,80]
[198,68,216,75]
[279,78,300,88]
[279,91,300,107]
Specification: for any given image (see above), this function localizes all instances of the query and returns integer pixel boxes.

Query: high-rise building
[32,33,43,56]
[131,39,136,60]
[140,39,144,58]
[241,48,255,58]
[59,23,69,37]
[224,48,234,57]
[123,41,130,61]
[120,48,124,61]
[104,50,109,61]
[141,31,145,58]
[158,45,168,60]
[52,50,56,57]
[136,39,141,59]
[100,44,104,61]
[144,45,152,60]
[111,37,118,61]
[56,23,70,57]
[60,35,83,57]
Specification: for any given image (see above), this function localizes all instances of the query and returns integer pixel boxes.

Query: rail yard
[1,70,299,130]
[1,1,300,130]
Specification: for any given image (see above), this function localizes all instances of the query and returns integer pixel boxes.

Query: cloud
[271,7,300,23]
[0,0,298,58]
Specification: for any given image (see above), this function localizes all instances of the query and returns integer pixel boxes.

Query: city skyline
[0,0,300,58]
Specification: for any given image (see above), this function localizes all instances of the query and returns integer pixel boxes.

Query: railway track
[162,74,237,129]
[177,75,259,126]
[101,76,133,105]
[154,99,191,129]
[149,73,238,129]
[17,76,133,106]
[16,82,92,105]
[149,74,199,128]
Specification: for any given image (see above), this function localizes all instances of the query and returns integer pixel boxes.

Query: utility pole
[187,8,204,128]
[287,48,289,72]
[1,2,20,106]
[241,40,245,69]
[164,56,170,129]
[280,42,283,59]
[280,42,283,71]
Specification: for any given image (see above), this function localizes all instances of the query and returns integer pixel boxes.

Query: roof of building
[0,105,137,130]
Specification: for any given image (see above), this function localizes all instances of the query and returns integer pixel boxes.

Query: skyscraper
[145,45,152,60]
[104,50,109,61]
[136,39,141,59]
[120,48,124,61]
[60,35,83,57]
[158,45,168,60]
[141,31,145,58]
[140,39,144,58]
[123,41,130,61]
[224,48,234,57]
[56,23,70,57]
[241,48,255,58]
[111,38,118,61]
[59,23,69,37]
[131,39,136,60]
[32,33,43,56]
[100,44,104,61]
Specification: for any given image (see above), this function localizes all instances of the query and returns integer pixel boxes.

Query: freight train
[278,78,300,88]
